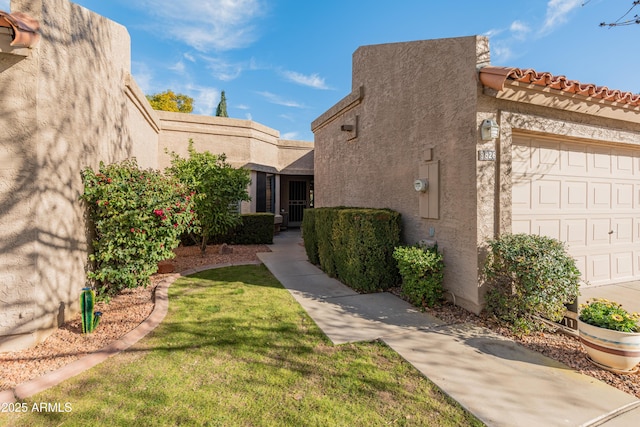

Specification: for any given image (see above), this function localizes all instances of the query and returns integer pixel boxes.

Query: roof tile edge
[0,10,40,49]
[479,66,640,107]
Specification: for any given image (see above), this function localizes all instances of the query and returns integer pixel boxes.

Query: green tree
[166,140,251,254]
[216,90,228,117]
[146,90,194,113]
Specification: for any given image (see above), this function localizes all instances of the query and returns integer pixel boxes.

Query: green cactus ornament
[80,287,102,333]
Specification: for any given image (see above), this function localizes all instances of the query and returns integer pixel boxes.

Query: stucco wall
[157,111,313,171]
[0,0,160,351]
[157,111,314,213]
[313,36,489,312]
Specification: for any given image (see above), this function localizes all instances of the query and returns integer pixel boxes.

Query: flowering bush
[81,159,196,297]
[579,298,640,333]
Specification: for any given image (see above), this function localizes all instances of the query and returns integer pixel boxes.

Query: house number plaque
[478,150,496,161]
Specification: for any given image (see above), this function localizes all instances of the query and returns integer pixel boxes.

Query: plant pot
[578,319,640,373]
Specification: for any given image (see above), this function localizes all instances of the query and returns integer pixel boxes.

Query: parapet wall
[0,0,160,351]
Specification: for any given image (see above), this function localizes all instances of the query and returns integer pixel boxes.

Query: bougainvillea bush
[81,159,196,297]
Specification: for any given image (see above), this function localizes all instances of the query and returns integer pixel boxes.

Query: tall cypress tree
[215,91,228,117]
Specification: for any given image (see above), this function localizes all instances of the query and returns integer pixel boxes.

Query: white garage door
[512,134,640,286]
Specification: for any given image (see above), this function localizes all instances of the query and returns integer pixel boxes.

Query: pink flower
[130,228,135,233]
[153,209,164,216]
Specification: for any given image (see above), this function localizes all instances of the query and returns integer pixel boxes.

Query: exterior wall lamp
[480,119,499,141]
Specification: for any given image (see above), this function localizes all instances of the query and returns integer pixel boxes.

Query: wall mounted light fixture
[480,119,499,141]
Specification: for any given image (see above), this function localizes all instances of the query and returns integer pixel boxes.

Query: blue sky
[3,0,639,141]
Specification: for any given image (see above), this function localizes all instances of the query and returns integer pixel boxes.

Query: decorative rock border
[0,261,262,404]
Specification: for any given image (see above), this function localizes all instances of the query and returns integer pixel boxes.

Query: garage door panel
[588,219,611,246]
[612,217,633,244]
[587,254,611,284]
[564,219,587,248]
[512,142,531,174]
[590,183,612,210]
[614,184,634,209]
[612,252,634,280]
[533,220,561,241]
[590,148,612,176]
[565,181,587,209]
[512,137,640,285]
[533,180,561,210]
[512,179,531,210]
[564,144,588,173]
[512,219,531,235]
[615,151,635,177]
[535,142,561,173]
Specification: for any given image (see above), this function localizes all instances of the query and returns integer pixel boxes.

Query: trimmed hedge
[190,213,275,245]
[303,207,401,292]
[315,208,342,277]
[227,213,274,244]
[301,208,319,265]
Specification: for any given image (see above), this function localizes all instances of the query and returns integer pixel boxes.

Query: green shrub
[483,233,581,334]
[81,159,196,297]
[228,213,274,244]
[315,208,342,277]
[307,207,401,291]
[393,244,444,308]
[302,208,319,264]
[332,209,401,292]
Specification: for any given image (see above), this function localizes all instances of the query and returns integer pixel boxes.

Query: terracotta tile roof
[0,10,40,48]
[479,66,640,107]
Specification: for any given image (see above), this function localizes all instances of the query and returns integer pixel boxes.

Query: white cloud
[510,20,531,37]
[257,91,305,108]
[235,104,250,110]
[245,112,253,120]
[183,52,196,63]
[134,0,266,52]
[0,0,10,11]
[491,43,514,63]
[483,28,505,38]
[187,85,220,115]
[281,70,330,90]
[200,56,245,81]
[540,0,582,34]
[170,61,186,74]
[281,131,298,140]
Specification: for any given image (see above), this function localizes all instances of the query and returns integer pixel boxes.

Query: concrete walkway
[257,230,640,427]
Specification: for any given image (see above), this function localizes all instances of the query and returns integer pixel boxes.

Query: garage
[511,133,640,286]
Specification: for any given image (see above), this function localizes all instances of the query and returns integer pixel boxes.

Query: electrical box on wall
[418,161,439,219]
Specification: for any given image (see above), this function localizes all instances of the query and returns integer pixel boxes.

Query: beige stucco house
[0,0,312,351]
[312,36,640,314]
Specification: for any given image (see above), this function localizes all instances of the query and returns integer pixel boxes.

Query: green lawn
[3,265,483,427]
